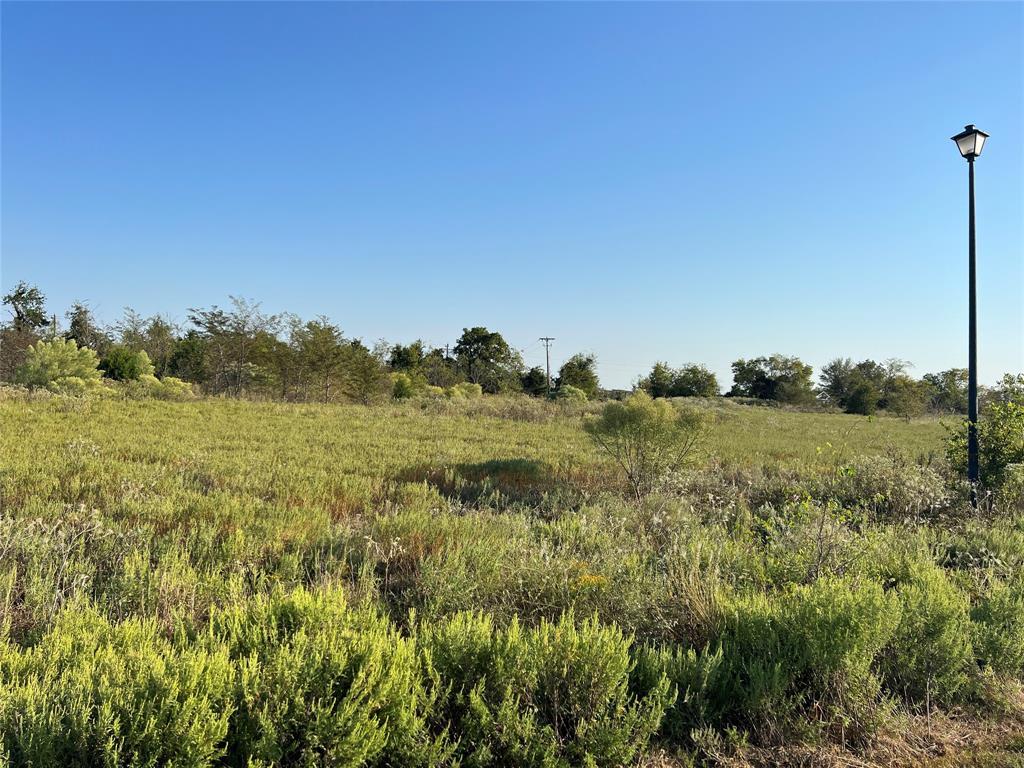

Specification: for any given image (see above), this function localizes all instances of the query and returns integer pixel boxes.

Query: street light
[950,124,989,506]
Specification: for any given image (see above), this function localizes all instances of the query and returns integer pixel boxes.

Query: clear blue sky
[2,1,1021,389]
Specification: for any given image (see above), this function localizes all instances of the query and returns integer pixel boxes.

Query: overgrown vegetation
[0,389,1021,766]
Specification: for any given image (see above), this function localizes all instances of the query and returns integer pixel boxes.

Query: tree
[638,363,718,398]
[168,330,209,386]
[17,338,102,391]
[420,348,461,388]
[818,358,855,408]
[947,401,1024,491]
[453,327,523,394]
[923,369,969,414]
[2,281,47,332]
[584,391,705,502]
[845,378,880,416]
[887,375,929,421]
[65,302,110,355]
[557,353,599,399]
[341,341,391,404]
[521,366,549,397]
[388,341,426,372]
[729,355,814,404]
[100,346,155,381]
[188,297,278,396]
[294,317,346,402]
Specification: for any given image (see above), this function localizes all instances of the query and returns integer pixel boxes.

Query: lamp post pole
[967,154,979,505]
[951,123,987,505]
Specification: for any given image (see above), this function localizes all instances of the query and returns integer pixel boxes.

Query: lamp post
[950,124,989,506]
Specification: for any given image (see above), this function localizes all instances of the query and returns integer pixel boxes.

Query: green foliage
[521,366,549,397]
[557,353,599,399]
[447,382,483,400]
[947,401,1024,489]
[971,576,1024,677]
[16,337,102,391]
[99,344,155,381]
[729,355,814,404]
[0,608,233,766]
[453,327,523,394]
[880,563,974,706]
[420,611,672,767]
[1,281,47,332]
[556,384,588,402]
[639,363,719,398]
[924,368,969,414]
[138,373,194,400]
[585,391,705,501]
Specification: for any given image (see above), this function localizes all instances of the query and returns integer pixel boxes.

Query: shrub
[946,401,1024,490]
[419,611,673,767]
[210,586,450,767]
[585,391,706,501]
[447,382,483,400]
[556,384,588,402]
[880,564,974,706]
[15,337,102,392]
[99,345,155,381]
[0,608,233,766]
[831,453,950,520]
[393,372,417,400]
[971,576,1024,677]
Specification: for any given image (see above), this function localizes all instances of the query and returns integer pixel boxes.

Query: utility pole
[540,337,555,393]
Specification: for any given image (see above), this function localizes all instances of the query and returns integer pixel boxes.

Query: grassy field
[0,393,1020,767]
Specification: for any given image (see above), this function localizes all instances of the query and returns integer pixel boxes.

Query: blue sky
[2,1,1021,389]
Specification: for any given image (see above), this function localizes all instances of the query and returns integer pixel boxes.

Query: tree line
[2,280,1019,412]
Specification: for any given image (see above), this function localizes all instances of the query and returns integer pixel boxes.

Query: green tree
[453,327,523,394]
[17,337,102,391]
[294,317,346,402]
[521,366,549,396]
[341,341,390,405]
[100,346,156,381]
[946,401,1024,490]
[556,353,599,399]
[729,354,815,404]
[886,375,929,420]
[638,362,675,398]
[65,302,110,355]
[388,341,426,372]
[924,369,969,414]
[584,391,705,501]
[2,281,47,332]
[670,364,719,397]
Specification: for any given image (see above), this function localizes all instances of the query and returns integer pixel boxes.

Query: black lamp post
[950,124,989,506]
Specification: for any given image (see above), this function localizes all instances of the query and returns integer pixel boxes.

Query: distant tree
[168,330,209,385]
[17,338,102,391]
[845,377,880,416]
[521,366,549,396]
[639,362,718,398]
[639,362,675,398]
[388,341,426,372]
[984,373,1024,408]
[923,369,969,414]
[65,302,110,355]
[818,358,855,407]
[2,281,47,332]
[887,375,929,421]
[341,341,391,404]
[557,353,599,399]
[188,297,278,396]
[729,355,815,404]
[453,327,523,393]
[294,317,346,402]
[100,346,155,381]
[421,348,461,388]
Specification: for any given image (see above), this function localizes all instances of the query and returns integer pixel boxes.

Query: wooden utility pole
[539,337,555,393]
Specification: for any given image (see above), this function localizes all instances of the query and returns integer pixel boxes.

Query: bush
[971,576,1024,677]
[393,372,417,400]
[419,611,672,767]
[831,453,950,520]
[585,391,705,501]
[210,586,450,767]
[447,382,483,400]
[946,401,1024,490]
[99,345,155,381]
[135,374,194,400]
[880,564,974,706]
[0,608,233,766]
[556,384,588,402]
[15,337,102,392]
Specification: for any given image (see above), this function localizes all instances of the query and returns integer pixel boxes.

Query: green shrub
[393,372,417,399]
[947,401,1024,490]
[137,373,194,400]
[585,391,706,501]
[447,382,483,400]
[419,611,673,767]
[15,338,102,392]
[556,384,588,402]
[971,576,1024,677]
[100,345,155,381]
[832,453,949,520]
[0,608,233,767]
[210,586,449,767]
[880,563,974,706]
